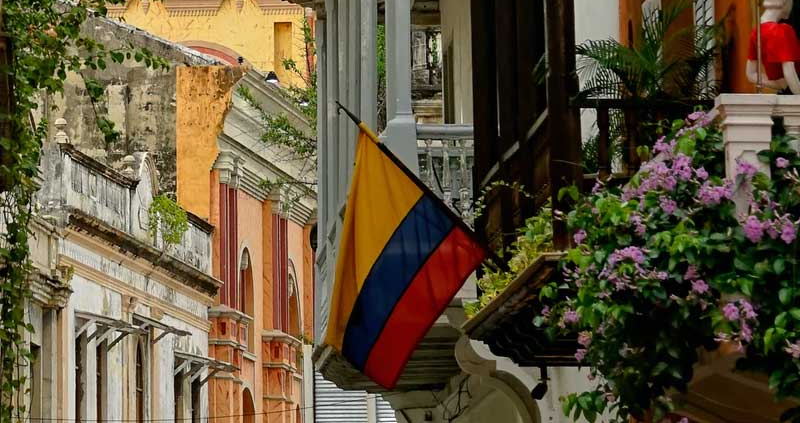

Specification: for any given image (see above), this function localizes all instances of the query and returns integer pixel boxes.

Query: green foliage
[576,0,722,101]
[148,195,188,248]
[0,1,169,418]
[465,202,553,317]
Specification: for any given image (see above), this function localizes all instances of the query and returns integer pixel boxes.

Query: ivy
[148,195,188,248]
[0,0,169,419]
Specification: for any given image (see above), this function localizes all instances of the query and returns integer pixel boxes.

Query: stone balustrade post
[715,94,777,213]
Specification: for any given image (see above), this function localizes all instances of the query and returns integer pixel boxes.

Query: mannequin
[746,0,800,94]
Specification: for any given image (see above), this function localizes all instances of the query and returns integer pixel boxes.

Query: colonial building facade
[110,0,312,87]
[22,129,223,422]
[28,13,316,423]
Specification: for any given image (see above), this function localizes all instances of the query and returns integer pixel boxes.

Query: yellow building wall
[117,0,309,87]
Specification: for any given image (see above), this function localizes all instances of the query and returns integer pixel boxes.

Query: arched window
[243,388,255,423]
[239,249,255,350]
[288,272,301,339]
[136,341,145,423]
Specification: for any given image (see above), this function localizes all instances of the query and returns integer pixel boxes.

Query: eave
[462,253,580,367]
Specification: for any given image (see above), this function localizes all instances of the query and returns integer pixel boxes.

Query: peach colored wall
[175,66,242,219]
[237,190,266,409]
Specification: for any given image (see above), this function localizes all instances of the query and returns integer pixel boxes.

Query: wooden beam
[545,0,582,250]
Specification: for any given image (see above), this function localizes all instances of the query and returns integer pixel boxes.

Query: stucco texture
[175,66,242,219]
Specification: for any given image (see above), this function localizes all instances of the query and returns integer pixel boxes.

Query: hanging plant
[148,195,188,249]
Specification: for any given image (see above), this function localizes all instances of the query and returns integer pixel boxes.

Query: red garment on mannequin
[748,22,800,80]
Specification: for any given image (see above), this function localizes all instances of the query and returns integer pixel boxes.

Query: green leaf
[741,278,754,297]
[775,258,787,275]
[780,288,793,305]
[651,361,669,376]
[789,308,800,321]
[776,312,789,329]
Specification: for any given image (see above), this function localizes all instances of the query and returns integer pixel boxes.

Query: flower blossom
[695,167,709,180]
[609,246,647,266]
[740,300,757,319]
[660,197,678,215]
[781,220,797,244]
[540,306,550,318]
[687,111,706,122]
[573,229,587,245]
[574,349,587,362]
[777,157,790,169]
[563,309,579,324]
[736,159,758,178]
[697,181,733,206]
[743,215,765,243]
[785,340,800,359]
[723,302,740,321]
[631,215,647,237]
[691,279,709,295]
[672,154,693,180]
[684,265,699,280]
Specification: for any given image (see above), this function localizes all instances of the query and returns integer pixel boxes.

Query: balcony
[417,124,474,221]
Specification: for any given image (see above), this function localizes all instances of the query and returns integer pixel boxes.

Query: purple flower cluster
[777,157,790,169]
[742,214,797,244]
[563,309,579,324]
[721,299,758,343]
[736,159,758,179]
[691,279,709,295]
[574,229,587,245]
[660,196,678,215]
[631,214,647,237]
[608,246,647,266]
[697,180,733,206]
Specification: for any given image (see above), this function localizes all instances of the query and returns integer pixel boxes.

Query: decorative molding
[252,0,303,14]
[141,0,150,14]
[163,0,225,16]
[106,0,132,17]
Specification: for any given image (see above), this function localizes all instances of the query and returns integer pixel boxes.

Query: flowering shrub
[536,112,800,422]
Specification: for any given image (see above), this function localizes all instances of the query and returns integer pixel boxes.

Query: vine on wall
[0,0,168,419]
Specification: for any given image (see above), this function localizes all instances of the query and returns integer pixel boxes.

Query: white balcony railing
[416,124,474,222]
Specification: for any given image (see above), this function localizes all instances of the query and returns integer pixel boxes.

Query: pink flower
[684,265,699,280]
[740,300,757,319]
[777,157,790,168]
[736,159,758,178]
[660,197,678,215]
[541,306,550,318]
[695,167,709,180]
[781,221,797,244]
[697,181,733,206]
[785,340,800,359]
[574,348,587,362]
[563,309,579,324]
[578,331,592,347]
[743,215,765,243]
[691,279,709,295]
[573,229,587,245]
[688,111,706,122]
[741,321,753,342]
[723,302,740,321]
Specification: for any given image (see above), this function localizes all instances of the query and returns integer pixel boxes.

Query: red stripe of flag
[362,227,486,388]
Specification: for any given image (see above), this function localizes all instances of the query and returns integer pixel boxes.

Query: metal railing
[416,124,474,222]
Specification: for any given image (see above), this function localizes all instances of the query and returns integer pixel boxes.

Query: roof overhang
[174,351,237,386]
[462,253,580,367]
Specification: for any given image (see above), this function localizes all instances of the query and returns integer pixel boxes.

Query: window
[239,249,254,350]
[191,380,201,423]
[75,333,87,422]
[272,214,289,332]
[30,344,41,420]
[136,342,144,423]
[174,372,184,422]
[96,341,106,421]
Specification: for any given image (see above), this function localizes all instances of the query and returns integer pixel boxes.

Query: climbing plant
[0,0,168,419]
[148,194,189,249]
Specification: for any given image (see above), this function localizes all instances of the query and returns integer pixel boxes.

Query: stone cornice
[163,0,225,16]
[208,304,254,325]
[252,0,303,14]
[261,329,302,347]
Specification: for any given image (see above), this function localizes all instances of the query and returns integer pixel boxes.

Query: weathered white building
[22,127,226,422]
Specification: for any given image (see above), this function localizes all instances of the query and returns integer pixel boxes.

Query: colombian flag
[325,123,487,389]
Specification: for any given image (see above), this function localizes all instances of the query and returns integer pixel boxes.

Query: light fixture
[265,71,280,86]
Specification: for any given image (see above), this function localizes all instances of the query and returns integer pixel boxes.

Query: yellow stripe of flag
[325,130,423,351]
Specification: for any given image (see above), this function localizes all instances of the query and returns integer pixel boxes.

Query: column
[383,0,419,173]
